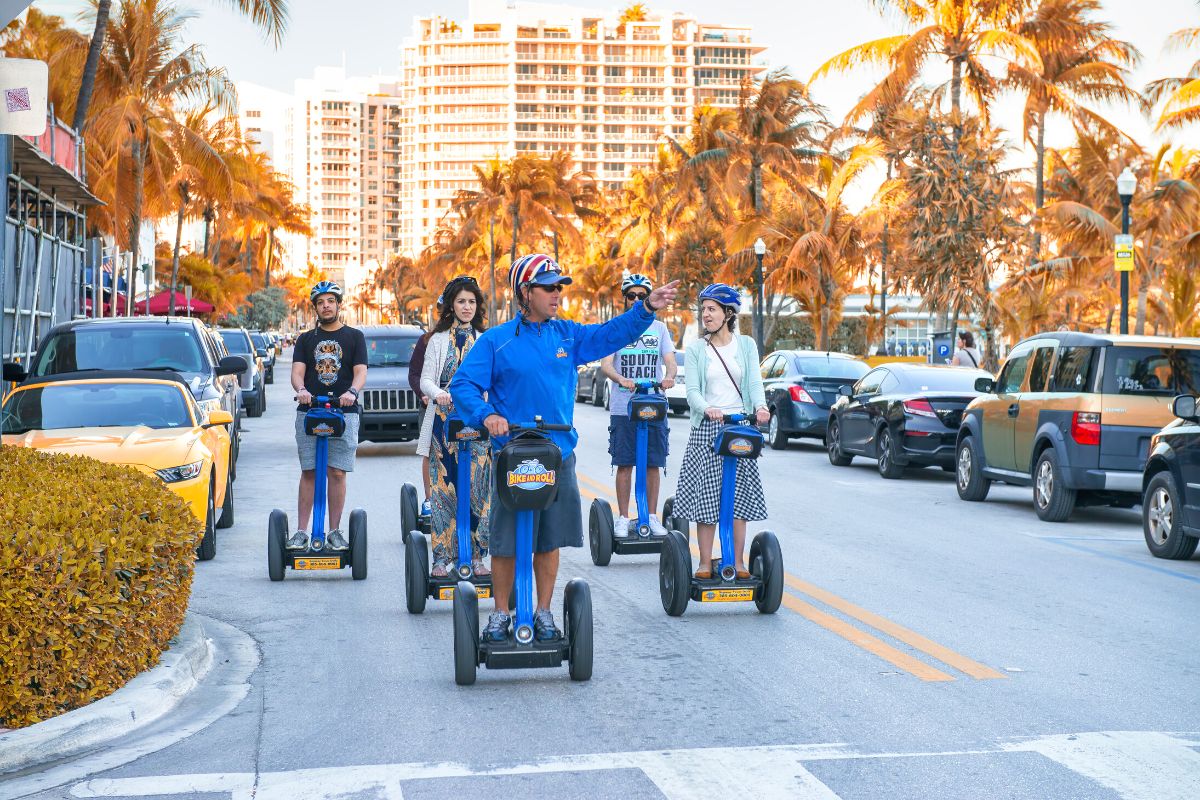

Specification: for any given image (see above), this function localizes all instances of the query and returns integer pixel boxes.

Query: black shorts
[487,454,583,556]
[608,414,669,468]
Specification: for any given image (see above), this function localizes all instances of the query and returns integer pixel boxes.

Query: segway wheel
[268,509,288,582]
[453,581,479,686]
[659,530,691,616]
[662,496,689,539]
[400,482,418,544]
[750,531,784,614]
[349,508,368,581]
[588,498,614,567]
[564,579,593,681]
[405,530,430,613]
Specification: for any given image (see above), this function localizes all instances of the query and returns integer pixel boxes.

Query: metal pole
[1120,198,1131,335]
[754,251,765,353]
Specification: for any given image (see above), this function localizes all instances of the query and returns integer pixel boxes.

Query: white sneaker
[613,516,630,538]
[648,514,668,536]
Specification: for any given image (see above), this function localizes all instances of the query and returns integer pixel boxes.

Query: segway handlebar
[721,413,751,424]
[508,418,573,435]
[295,394,337,407]
[632,380,664,393]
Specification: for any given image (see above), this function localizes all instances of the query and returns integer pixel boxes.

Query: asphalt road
[10,357,1200,799]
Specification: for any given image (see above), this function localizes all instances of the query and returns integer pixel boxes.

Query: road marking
[576,468,1003,682]
[69,732,1200,800]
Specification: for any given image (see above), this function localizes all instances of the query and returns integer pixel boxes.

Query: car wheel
[196,481,217,561]
[591,379,603,407]
[826,418,853,466]
[216,473,235,529]
[956,437,990,501]
[1143,471,1199,560]
[767,409,788,451]
[876,427,905,479]
[603,381,611,411]
[1033,448,1076,522]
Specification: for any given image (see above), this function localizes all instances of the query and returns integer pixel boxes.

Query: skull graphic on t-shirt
[314,339,343,386]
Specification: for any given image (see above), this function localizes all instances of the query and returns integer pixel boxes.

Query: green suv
[955,333,1200,522]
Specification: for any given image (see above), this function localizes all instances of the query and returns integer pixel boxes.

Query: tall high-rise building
[398,0,766,256]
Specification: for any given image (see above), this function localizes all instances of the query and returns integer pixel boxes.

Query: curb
[0,614,213,775]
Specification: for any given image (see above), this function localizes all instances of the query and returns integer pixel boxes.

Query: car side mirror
[205,409,234,427]
[1173,394,1198,421]
[3,362,28,383]
[255,348,268,359]
[974,377,995,393]
[217,355,248,376]
[838,384,853,398]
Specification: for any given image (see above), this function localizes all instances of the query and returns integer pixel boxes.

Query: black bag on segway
[712,424,764,459]
[447,418,489,443]
[495,432,562,511]
[629,394,668,423]
[304,407,346,438]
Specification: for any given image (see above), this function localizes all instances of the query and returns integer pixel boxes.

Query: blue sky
[35,0,1199,154]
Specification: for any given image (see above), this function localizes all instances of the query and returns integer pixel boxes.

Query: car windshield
[1103,347,1200,396]
[218,330,252,355]
[366,336,417,367]
[793,357,869,379]
[1,383,193,434]
[250,333,268,349]
[900,368,988,392]
[31,326,206,376]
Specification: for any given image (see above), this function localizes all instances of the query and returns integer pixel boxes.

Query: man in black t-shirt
[289,281,368,551]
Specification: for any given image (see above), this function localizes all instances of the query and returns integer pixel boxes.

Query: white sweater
[416,328,479,456]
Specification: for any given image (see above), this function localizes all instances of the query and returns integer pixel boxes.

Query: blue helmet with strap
[310,280,343,305]
[698,283,741,311]
[621,273,653,293]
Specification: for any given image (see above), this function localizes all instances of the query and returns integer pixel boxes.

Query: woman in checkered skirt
[673,284,769,580]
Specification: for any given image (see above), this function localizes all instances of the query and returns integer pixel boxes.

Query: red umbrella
[136,291,215,315]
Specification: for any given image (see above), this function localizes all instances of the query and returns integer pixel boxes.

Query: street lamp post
[753,238,767,354]
[1116,167,1137,335]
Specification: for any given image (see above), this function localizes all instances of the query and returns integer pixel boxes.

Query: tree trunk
[211,222,223,270]
[72,0,112,131]
[169,184,188,317]
[1134,267,1150,335]
[128,135,146,315]
[509,202,520,307]
[1032,116,1046,262]
[265,227,275,288]
[947,302,960,367]
[751,160,764,217]
[202,204,214,259]
[950,57,963,117]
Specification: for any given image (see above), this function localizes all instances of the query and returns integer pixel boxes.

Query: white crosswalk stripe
[67,731,1200,800]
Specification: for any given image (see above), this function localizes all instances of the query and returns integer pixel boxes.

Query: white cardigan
[416,328,479,456]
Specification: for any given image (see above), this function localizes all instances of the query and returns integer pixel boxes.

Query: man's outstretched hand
[647,280,680,312]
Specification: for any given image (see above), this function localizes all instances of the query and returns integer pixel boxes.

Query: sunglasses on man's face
[533,284,565,294]
[625,292,649,302]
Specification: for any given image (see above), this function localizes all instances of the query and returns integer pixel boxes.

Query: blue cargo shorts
[608,414,669,468]
[295,409,359,472]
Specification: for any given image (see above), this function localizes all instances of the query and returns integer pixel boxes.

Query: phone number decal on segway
[700,588,755,602]
[294,556,341,570]
[439,586,492,600]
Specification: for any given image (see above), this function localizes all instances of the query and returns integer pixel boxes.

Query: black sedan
[576,361,608,408]
[1142,394,1200,560]
[827,363,992,478]
[761,350,870,449]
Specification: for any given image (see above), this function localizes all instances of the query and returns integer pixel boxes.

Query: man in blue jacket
[451,254,679,643]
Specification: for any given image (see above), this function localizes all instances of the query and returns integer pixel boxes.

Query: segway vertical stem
[455,435,473,572]
[310,398,330,550]
[513,510,536,644]
[717,449,738,578]
[634,417,651,531]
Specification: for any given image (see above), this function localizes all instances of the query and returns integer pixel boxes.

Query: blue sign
[937,344,950,357]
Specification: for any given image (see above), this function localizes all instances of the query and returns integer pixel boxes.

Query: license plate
[699,587,755,602]
[294,556,341,570]
[438,586,492,600]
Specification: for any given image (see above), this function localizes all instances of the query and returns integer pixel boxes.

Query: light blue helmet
[698,283,741,311]
[309,280,343,305]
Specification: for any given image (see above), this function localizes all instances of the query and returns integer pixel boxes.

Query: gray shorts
[488,454,582,557]
[295,410,359,472]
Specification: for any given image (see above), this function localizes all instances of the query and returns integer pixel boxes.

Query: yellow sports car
[1,372,235,560]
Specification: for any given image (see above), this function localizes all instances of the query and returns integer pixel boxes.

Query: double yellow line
[575,470,1005,683]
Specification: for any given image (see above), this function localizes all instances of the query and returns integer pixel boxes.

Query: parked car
[762,350,871,449]
[217,328,266,418]
[956,333,1200,521]
[248,330,276,384]
[576,361,608,408]
[0,372,235,559]
[2,316,246,473]
[665,350,687,416]
[826,362,992,476]
[1141,394,1200,560]
[358,325,423,443]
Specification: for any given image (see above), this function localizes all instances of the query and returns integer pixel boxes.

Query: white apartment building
[397,0,766,255]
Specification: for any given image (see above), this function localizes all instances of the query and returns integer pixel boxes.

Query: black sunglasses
[624,291,649,301]
[533,284,566,294]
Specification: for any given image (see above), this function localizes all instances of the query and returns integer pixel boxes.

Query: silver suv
[357,325,424,443]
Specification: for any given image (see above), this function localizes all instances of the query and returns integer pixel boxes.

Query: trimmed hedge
[0,446,199,727]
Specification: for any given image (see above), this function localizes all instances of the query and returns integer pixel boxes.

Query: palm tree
[664,104,737,227]
[74,0,288,131]
[812,0,1040,123]
[1006,0,1140,260]
[1146,14,1200,130]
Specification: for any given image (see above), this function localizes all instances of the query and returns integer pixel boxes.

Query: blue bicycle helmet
[310,280,343,305]
[698,282,741,311]
[621,273,653,293]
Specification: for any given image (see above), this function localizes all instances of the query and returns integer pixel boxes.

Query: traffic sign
[1114,234,1134,272]
[937,344,950,357]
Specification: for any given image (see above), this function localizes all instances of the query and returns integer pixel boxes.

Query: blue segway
[268,396,367,581]
[453,417,592,685]
[590,380,684,565]
[406,418,493,613]
[659,414,781,615]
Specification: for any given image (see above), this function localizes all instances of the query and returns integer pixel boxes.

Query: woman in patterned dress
[672,283,769,580]
[418,276,491,577]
